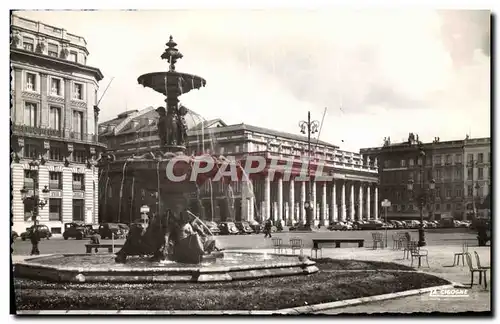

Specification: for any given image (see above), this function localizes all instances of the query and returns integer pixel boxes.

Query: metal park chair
[402,237,414,259]
[453,241,468,266]
[290,238,304,256]
[474,251,490,270]
[466,252,488,289]
[410,243,429,268]
[372,232,384,250]
[271,237,290,254]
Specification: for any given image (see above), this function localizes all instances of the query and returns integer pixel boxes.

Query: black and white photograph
[8,5,492,316]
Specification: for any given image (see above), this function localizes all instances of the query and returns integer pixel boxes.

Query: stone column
[289,179,295,225]
[331,181,338,223]
[277,177,283,224]
[349,182,355,221]
[264,175,271,221]
[374,186,379,220]
[321,182,327,226]
[300,181,306,224]
[40,73,49,127]
[63,78,72,138]
[340,181,346,222]
[358,183,363,221]
[366,185,371,220]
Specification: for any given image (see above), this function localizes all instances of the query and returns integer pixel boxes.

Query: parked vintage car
[328,221,352,231]
[21,224,52,241]
[98,223,123,239]
[248,220,262,234]
[235,221,254,234]
[351,221,367,230]
[202,221,221,235]
[218,222,239,235]
[11,231,19,241]
[63,222,89,240]
[361,220,384,230]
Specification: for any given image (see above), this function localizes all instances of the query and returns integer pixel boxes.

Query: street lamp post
[20,185,50,225]
[406,144,435,247]
[299,111,320,230]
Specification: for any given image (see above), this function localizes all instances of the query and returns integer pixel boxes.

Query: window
[73,150,86,163]
[408,204,414,211]
[24,143,39,159]
[73,83,83,100]
[72,199,84,222]
[72,173,85,191]
[24,199,34,221]
[446,187,452,198]
[467,185,473,196]
[401,204,406,211]
[49,199,62,221]
[446,204,451,211]
[48,43,58,57]
[49,172,62,189]
[433,155,441,165]
[478,153,484,163]
[455,187,463,198]
[409,158,414,166]
[23,37,34,51]
[25,72,36,91]
[478,168,484,180]
[417,157,422,166]
[467,168,473,180]
[435,187,441,198]
[24,170,38,189]
[444,169,451,180]
[455,154,462,164]
[445,154,452,164]
[49,106,61,130]
[435,204,441,211]
[72,110,83,137]
[49,146,63,161]
[235,145,240,153]
[400,159,406,167]
[50,78,62,96]
[24,102,37,127]
[435,169,441,179]
[69,51,78,63]
[467,154,474,164]
[454,169,462,179]
[395,191,401,201]
[425,156,431,165]
[456,203,463,211]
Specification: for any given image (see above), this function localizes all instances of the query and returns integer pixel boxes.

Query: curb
[16,283,456,315]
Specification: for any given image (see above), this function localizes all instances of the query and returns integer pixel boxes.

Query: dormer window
[48,43,58,57]
[23,37,34,51]
[69,51,77,63]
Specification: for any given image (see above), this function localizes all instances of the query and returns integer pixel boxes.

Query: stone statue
[156,106,178,147]
[11,30,21,48]
[36,37,46,54]
[383,137,391,146]
[176,104,189,146]
[60,45,69,59]
[266,139,273,151]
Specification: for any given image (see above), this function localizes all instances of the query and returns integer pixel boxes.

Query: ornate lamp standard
[406,144,436,247]
[299,111,319,230]
[20,185,50,225]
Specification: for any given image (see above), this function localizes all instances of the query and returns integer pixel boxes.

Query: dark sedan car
[21,225,52,241]
[248,220,261,234]
[63,222,89,240]
[235,221,254,234]
[218,222,239,235]
[99,223,123,239]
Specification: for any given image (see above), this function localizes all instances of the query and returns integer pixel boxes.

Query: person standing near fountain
[264,219,273,238]
[29,226,40,255]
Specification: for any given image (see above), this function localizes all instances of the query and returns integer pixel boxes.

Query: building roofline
[11,48,104,81]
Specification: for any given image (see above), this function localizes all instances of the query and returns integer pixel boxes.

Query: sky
[14,9,491,152]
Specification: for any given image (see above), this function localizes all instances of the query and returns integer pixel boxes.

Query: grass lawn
[14,258,448,311]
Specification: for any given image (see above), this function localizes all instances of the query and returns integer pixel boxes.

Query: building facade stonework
[99,107,380,226]
[10,14,105,234]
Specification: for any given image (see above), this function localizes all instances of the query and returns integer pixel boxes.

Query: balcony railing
[72,182,85,191]
[12,124,101,144]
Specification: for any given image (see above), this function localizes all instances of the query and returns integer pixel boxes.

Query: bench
[311,239,365,258]
[85,244,124,254]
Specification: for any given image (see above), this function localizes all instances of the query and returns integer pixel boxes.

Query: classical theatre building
[10,14,106,234]
[99,107,380,226]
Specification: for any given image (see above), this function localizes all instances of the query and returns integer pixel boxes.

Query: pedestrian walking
[30,227,40,255]
[264,219,272,238]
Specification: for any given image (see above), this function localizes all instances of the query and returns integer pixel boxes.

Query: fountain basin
[14,252,318,283]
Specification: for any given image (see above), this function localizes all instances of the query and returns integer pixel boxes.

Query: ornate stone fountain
[13,37,318,282]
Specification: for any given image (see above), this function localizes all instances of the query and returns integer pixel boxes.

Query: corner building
[99,107,379,226]
[10,14,106,235]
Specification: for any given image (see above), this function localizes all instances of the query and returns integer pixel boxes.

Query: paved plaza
[12,228,490,314]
